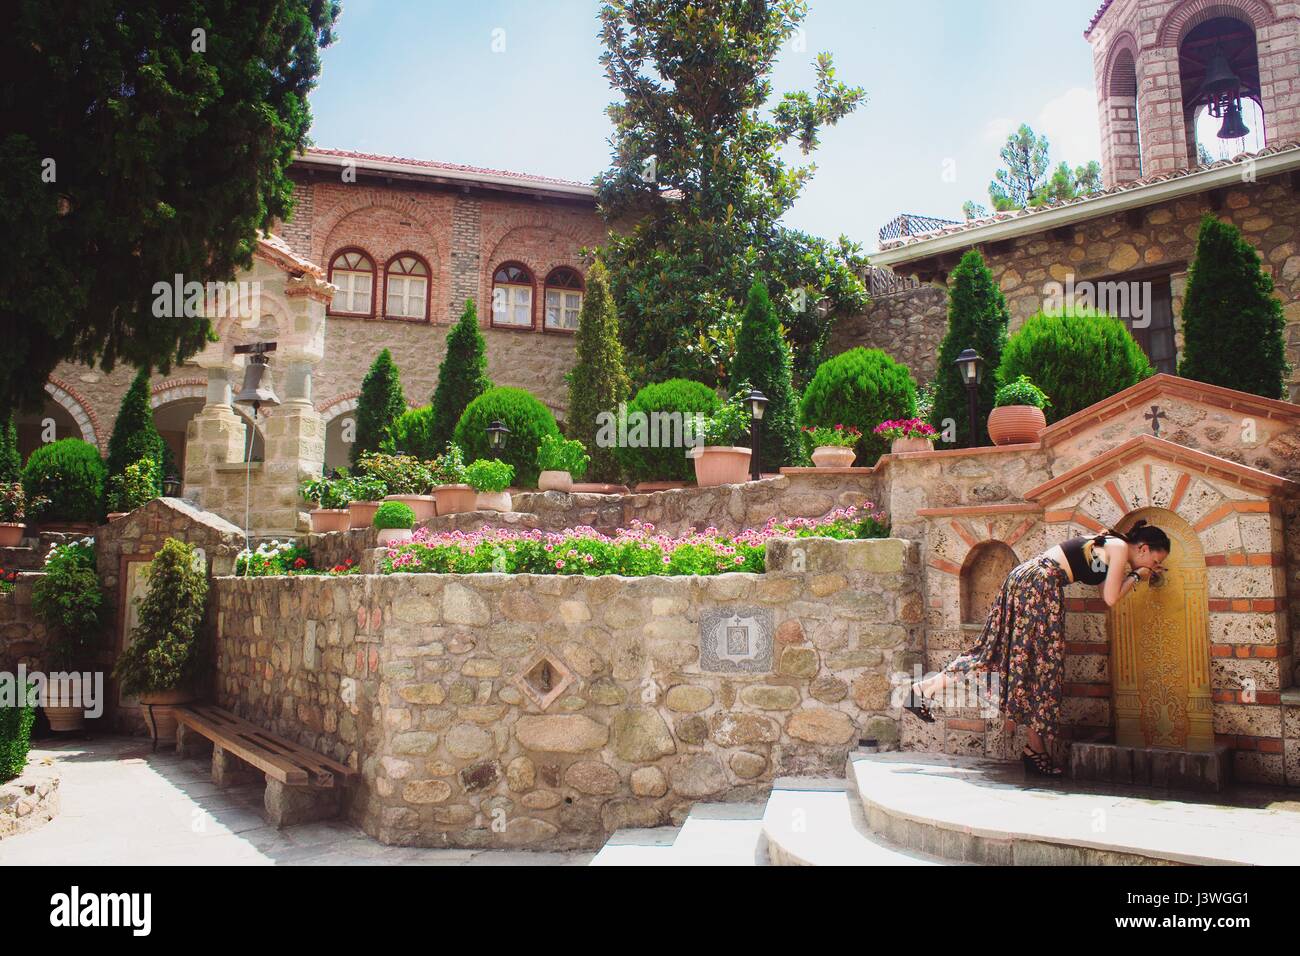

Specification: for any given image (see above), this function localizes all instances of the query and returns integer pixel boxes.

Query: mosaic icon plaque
[699,607,774,673]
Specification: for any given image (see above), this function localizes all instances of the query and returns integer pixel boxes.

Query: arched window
[491,262,534,329]
[385,254,430,321]
[544,268,584,332]
[328,249,375,317]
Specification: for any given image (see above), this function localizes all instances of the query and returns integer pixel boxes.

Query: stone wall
[829,284,947,385]
[0,577,52,675]
[210,537,921,849]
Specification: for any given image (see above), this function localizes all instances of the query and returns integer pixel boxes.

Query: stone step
[762,777,948,866]
[588,803,767,866]
[850,751,1300,866]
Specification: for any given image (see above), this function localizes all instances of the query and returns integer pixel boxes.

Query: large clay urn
[987,405,1047,446]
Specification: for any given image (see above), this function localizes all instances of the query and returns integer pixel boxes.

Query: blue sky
[307,0,1107,251]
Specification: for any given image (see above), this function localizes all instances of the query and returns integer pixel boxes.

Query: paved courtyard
[0,738,593,866]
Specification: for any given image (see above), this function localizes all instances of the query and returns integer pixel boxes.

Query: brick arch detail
[309,188,444,265]
[316,390,420,422]
[1104,32,1141,95]
[150,378,207,409]
[45,377,103,452]
[1155,0,1276,47]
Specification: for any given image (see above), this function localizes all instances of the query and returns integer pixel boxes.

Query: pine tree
[106,370,165,494]
[930,249,1010,447]
[731,278,800,470]
[0,413,20,482]
[430,299,491,451]
[352,349,407,465]
[1179,215,1289,399]
[566,261,631,481]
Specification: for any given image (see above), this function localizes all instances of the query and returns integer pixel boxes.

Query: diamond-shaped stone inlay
[514,651,575,711]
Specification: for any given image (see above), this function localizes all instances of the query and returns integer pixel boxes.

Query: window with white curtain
[544,268,584,331]
[329,251,375,315]
[385,255,429,319]
[492,263,534,328]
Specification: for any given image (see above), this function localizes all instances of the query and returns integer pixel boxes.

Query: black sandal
[1022,745,1063,777]
[902,682,937,723]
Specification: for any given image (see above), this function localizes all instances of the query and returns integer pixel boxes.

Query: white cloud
[1034,87,1101,166]
[982,117,1015,146]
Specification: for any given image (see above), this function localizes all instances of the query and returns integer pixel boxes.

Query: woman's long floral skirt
[941,555,1068,740]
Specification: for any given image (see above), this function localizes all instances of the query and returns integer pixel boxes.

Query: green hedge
[452,387,559,487]
[22,438,106,523]
[0,688,35,781]
[997,309,1153,424]
[382,405,439,460]
[616,379,721,483]
[799,348,917,465]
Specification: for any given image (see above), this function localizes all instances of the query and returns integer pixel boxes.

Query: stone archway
[1107,507,1213,751]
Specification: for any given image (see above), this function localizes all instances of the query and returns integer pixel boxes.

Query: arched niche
[960,541,1019,626]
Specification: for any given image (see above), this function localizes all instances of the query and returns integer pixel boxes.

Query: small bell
[1196,44,1242,118]
[1217,101,1250,139]
[233,353,280,410]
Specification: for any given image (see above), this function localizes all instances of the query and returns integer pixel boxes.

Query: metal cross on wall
[1145,405,1166,437]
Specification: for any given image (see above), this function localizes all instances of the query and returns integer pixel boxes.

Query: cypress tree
[1179,215,1289,399]
[731,278,800,470]
[106,370,165,494]
[0,413,20,482]
[352,349,407,465]
[566,261,631,481]
[430,299,492,450]
[930,249,1009,447]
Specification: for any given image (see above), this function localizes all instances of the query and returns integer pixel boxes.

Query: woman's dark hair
[1096,519,1171,554]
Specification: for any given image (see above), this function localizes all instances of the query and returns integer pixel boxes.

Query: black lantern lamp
[954,348,985,447]
[486,420,510,459]
[1196,44,1250,139]
[745,389,768,482]
[162,474,182,497]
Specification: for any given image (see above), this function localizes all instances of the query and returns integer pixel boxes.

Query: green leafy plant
[381,405,438,460]
[356,452,434,496]
[731,279,800,469]
[21,439,106,524]
[452,387,560,488]
[431,299,492,451]
[465,458,514,494]
[799,348,918,466]
[430,443,468,486]
[338,474,387,504]
[930,249,1009,446]
[1179,214,1289,399]
[351,349,407,466]
[32,539,102,671]
[566,261,631,481]
[997,308,1153,424]
[616,378,721,483]
[105,370,165,497]
[537,434,590,480]
[300,475,350,510]
[0,413,21,483]
[373,501,415,531]
[112,538,208,696]
[702,392,751,447]
[993,375,1051,409]
[0,684,35,781]
[106,457,160,513]
[801,425,861,448]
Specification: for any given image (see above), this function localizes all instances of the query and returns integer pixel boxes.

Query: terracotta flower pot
[384,494,436,523]
[309,508,351,533]
[0,522,24,547]
[475,491,513,513]
[811,445,857,468]
[43,674,88,733]
[433,485,477,516]
[348,500,381,530]
[376,528,413,547]
[537,470,573,493]
[987,405,1047,446]
[890,436,934,454]
[137,688,196,742]
[691,446,752,487]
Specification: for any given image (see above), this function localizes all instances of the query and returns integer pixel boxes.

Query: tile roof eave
[296,147,598,198]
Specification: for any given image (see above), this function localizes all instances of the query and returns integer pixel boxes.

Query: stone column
[184,364,250,515]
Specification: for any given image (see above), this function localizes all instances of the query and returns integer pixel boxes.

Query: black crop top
[1060,535,1116,585]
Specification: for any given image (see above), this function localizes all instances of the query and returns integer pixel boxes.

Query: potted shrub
[301,474,351,533]
[537,434,590,493]
[466,458,515,512]
[341,474,388,530]
[112,538,208,742]
[106,457,160,521]
[430,443,476,516]
[360,452,437,523]
[21,438,106,532]
[0,483,43,547]
[874,418,938,454]
[691,394,752,487]
[616,379,721,488]
[32,539,102,732]
[373,501,416,546]
[988,375,1050,446]
[802,425,862,468]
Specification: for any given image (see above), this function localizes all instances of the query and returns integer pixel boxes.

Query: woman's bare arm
[1101,539,1136,607]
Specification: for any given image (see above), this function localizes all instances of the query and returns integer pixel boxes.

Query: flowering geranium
[802,424,862,448]
[235,539,314,576]
[379,504,889,577]
[873,418,938,442]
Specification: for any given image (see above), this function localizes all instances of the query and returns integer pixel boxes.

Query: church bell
[233,353,280,410]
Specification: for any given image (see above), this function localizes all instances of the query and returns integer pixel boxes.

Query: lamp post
[744,389,768,482]
[953,348,985,447]
[486,420,510,461]
[233,342,280,567]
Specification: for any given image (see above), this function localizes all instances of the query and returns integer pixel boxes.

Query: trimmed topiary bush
[373,501,416,530]
[21,438,106,523]
[1179,214,1289,399]
[0,413,20,483]
[731,278,800,470]
[431,299,492,450]
[382,405,438,460]
[351,349,407,466]
[452,387,560,487]
[566,261,632,482]
[799,348,917,465]
[997,308,1153,424]
[106,370,165,495]
[0,688,35,781]
[112,538,208,696]
[616,379,722,484]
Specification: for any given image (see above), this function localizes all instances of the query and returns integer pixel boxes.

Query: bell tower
[1085,0,1300,186]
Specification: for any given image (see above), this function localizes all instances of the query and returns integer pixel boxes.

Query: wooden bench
[174,705,357,828]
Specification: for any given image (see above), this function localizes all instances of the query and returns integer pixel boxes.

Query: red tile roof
[302,147,594,190]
